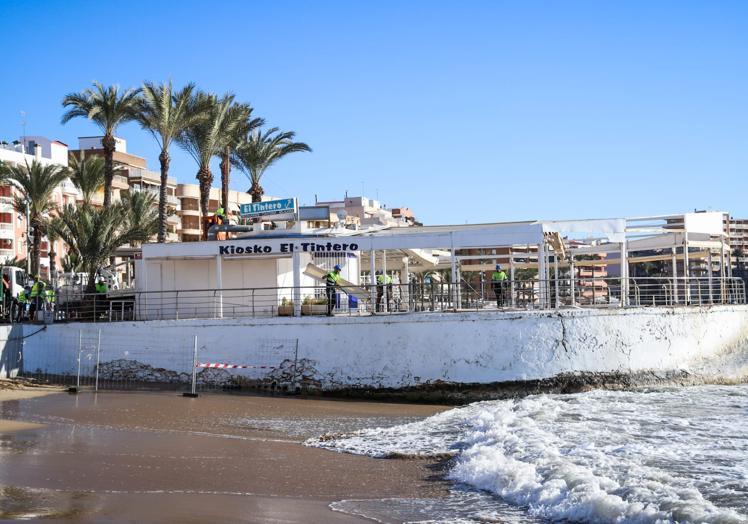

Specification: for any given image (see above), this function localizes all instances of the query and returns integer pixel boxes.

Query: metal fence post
[70,329,82,394]
[183,335,199,398]
[94,328,101,391]
[292,338,300,391]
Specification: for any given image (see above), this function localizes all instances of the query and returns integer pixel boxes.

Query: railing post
[707,251,714,305]
[76,329,82,391]
[554,254,560,309]
[184,335,198,398]
[510,257,516,308]
[176,290,179,320]
[94,328,101,391]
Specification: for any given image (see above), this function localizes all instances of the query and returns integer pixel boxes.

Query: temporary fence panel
[192,338,299,394]
[19,327,195,392]
[93,330,195,391]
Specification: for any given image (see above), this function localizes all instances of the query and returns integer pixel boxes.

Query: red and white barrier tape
[197,362,274,369]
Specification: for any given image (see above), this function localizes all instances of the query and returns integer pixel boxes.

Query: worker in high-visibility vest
[214,207,229,240]
[16,285,30,322]
[29,277,45,321]
[375,270,386,312]
[95,279,108,294]
[46,287,56,317]
[491,264,508,307]
[324,264,342,316]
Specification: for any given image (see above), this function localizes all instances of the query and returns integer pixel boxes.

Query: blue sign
[240,198,296,218]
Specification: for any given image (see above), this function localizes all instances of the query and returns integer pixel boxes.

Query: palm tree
[61,252,82,273]
[232,127,311,202]
[137,81,203,243]
[68,154,105,205]
[120,190,159,246]
[61,82,141,207]
[0,160,69,277]
[45,225,61,286]
[177,92,239,228]
[218,103,263,211]
[50,201,157,293]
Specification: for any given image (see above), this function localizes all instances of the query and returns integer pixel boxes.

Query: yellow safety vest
[492,271,507,282]
[325,271,341,285]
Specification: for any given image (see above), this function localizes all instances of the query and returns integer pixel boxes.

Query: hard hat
[496,264,501,270]
[334,264,342,271]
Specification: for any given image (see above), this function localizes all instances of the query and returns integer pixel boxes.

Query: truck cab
[1,266,28,299]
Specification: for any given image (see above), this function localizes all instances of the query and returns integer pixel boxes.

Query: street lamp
[24,198,31,276]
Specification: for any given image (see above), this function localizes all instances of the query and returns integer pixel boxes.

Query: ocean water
[307,385,748,523]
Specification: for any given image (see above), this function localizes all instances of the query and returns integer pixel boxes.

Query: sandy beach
[0,387,448,523]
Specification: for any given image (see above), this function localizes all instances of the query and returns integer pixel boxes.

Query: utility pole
[19,111,26,153]
[25,200,31,276]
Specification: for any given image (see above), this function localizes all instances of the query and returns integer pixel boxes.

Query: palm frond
[232,126,311,197]
[68,154,105,205]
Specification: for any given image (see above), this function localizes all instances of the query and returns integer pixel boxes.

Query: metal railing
[17,276,743,324]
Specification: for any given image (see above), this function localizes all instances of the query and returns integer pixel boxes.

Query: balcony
[178,226,201,236]
[166,232,180,242]
[176,184,200,199]
[178,208,200,217]
[0,248,14,258]
[166,214,180,224]
[128,168,176,187]
[60,179,79,196]
[0,223,13,239]
[131,187,179,207]
[112,174,130,189]
[0,196,13,211]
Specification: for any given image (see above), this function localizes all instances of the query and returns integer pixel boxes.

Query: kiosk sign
[240,198,296,219]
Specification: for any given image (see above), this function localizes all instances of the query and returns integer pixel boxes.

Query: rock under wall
[14,305,748,391]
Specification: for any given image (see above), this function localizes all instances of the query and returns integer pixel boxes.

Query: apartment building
[727,216,748,268]
[315,195,418,228]
[0,137,75,278]
[70,137,181,241]
[176,184,255,242]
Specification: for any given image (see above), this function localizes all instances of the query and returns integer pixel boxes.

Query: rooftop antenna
[19,110,26,153]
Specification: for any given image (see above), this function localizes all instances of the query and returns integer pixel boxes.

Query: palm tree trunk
[31,222,41,277]
[220,146,230,210]
[197,167,212,238]
[85,264,98,294]
[49,244,56,286]
[158,150,170,243]
[102,134,116,207]
[249,182,263,203]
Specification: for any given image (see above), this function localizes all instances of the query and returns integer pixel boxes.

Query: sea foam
[308,386,748,523]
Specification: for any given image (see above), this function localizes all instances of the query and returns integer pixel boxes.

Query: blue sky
[1,1,746,224]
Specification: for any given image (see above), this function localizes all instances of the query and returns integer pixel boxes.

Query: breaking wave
[308,385,748,523]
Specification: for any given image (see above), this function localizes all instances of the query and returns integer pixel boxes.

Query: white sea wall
[17,305,748,389]
[0,325,23,379]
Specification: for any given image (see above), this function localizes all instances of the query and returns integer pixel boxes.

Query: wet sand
[0,390,449,523]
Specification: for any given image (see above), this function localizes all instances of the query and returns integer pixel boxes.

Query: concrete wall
[14,306,748,389]
[0,325,23,379]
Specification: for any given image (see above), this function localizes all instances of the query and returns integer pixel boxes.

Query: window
[0,239,11,250]
[15,271,25,286]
